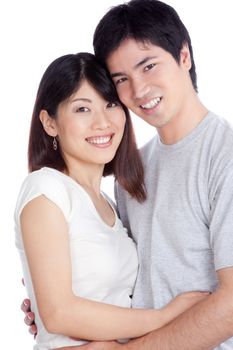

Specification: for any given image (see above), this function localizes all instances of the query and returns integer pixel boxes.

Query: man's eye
[144,63,156,71]
[76,107,89,112]
[115,77,127,85]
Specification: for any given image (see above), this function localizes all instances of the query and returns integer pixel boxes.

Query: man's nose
[131,78,150,100]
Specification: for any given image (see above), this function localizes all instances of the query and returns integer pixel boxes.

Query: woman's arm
[21,195,208,341]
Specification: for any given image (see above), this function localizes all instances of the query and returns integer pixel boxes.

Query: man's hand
[21,298,37,337]
[20,297,123,348]
[54,341,122,350]
[79,341,122,350]
[21,278,37,337]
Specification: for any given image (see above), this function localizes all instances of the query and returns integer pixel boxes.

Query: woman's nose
[92,110,111,130]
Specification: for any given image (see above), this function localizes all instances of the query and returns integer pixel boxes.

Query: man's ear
[39,110,58,137]
[180,44,192,70]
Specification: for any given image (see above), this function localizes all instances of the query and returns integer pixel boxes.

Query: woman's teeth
[87,136,112,144]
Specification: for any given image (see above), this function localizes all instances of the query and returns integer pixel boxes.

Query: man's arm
[80,267,233,350]
[130,267,233,349]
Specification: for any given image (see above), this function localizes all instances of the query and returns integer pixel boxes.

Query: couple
[16,0,233,349]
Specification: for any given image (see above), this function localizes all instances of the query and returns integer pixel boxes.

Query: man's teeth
[87,136,111,144]
[141,97,161,109]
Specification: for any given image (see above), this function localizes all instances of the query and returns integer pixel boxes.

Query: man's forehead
[106,39,162,73]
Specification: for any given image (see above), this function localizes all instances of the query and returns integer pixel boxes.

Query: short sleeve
[209,162,233,270]
[14,168,71,226]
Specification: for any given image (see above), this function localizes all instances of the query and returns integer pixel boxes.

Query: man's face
[106,38,192,130]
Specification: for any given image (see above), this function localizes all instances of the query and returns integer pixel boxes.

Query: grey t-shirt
[115,112,233,349]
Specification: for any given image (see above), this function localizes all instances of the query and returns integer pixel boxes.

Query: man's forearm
[123,289,233,350]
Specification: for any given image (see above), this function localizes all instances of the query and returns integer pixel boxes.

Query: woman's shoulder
[21,167,72,194]
[25,166,64,184]
[15,167,71,222]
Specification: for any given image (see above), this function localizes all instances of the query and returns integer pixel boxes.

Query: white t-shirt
[15,167,138,350]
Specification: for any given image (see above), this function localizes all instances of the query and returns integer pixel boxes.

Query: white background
[0,0,232,348]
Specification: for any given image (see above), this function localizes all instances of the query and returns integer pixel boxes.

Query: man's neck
[158,97,208,145]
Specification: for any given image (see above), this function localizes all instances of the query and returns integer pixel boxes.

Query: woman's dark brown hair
[28,52,146,202]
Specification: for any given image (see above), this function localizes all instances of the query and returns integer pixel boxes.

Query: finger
[21,299,31,313]
[24,312,35,326]
[54,347,84,350]
[29,324,37,338]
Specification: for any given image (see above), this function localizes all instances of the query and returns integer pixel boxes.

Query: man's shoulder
[204,113,233,180]
[208,112,233,135]
[207,112,233,151]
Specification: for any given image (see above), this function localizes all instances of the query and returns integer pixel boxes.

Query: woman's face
[52,80,126,170]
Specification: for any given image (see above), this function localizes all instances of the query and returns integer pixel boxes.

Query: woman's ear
[39,110,58,137]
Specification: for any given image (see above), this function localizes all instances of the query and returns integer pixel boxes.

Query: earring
[53,137,57,151]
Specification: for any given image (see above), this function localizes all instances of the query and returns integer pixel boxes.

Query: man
[23,0,233,348]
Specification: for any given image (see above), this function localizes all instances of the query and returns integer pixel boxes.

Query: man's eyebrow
[110,56,158,78]
[111,72,124,78]
[134,56,157,69]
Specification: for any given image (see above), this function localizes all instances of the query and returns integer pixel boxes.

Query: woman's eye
[107,102,119,108]
[144,63,156,71]
[76,107,89,112]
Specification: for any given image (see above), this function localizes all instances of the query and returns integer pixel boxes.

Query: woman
[15,53,208,349]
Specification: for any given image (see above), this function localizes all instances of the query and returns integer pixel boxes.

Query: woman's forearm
[42,291,208,341]
[43,295,164,341]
